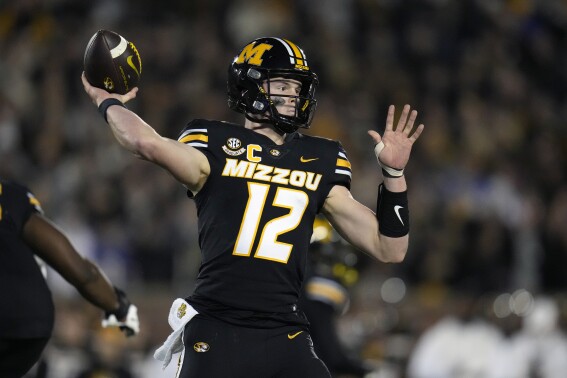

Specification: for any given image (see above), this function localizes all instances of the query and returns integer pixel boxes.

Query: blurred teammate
[300,217,375,377]
[0,178,139,378]
[82,36,424,377]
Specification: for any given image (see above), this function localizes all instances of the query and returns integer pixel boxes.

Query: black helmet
[310,216,363,288]
[227,37,319,134]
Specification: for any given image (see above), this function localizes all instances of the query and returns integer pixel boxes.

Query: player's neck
[244,119,286,145]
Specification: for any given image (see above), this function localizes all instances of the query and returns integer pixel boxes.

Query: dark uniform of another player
[300,217,374,377]
[0,180,54,377]
[177,120,351,376]
[0,179,139,378]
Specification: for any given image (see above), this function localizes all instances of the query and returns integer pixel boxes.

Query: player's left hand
[101,286,140,337]
[368,104,424,172]
[102,303,140,337]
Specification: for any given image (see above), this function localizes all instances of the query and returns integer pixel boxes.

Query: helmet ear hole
[247,68,262,80]
[251,99,268,113]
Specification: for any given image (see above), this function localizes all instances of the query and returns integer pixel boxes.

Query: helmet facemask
[255,69,318,133]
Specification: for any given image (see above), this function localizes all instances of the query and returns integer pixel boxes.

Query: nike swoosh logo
[287,331,304,340]
[127,55,140,78]
[300,156,318,163]
[394,205,404,225]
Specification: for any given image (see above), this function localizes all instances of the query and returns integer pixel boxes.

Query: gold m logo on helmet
[235,42,273,66]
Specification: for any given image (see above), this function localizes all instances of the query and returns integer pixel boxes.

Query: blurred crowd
[1,0,567,377]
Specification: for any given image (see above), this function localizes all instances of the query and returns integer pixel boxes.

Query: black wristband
[106,286,131,319]
[98,98,126,123]
[376,184,409,237]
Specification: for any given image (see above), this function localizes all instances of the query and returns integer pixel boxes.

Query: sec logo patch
[222,137,245,156]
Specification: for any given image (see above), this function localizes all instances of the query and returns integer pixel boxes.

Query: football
[83,30,142,95]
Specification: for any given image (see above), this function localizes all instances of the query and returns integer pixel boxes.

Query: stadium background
[1,0,566,377]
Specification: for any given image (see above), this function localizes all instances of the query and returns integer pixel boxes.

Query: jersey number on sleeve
[233,182,308,263]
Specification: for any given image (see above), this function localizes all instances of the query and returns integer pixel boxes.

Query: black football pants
[0,337,49,378]
[178,315,331,378]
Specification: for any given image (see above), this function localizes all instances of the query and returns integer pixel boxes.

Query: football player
[300,217,376,377]
[82,36,424,377]
[0,179,139,378]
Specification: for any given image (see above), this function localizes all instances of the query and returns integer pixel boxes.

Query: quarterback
[82,37,424,377]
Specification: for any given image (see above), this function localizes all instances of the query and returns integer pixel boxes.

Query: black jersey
[0,179,54,338]
[177,120,351,328]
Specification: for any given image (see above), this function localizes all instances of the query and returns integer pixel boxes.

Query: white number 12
[233,182,309,263]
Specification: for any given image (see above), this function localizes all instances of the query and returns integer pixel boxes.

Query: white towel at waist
[153,298,199,370]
